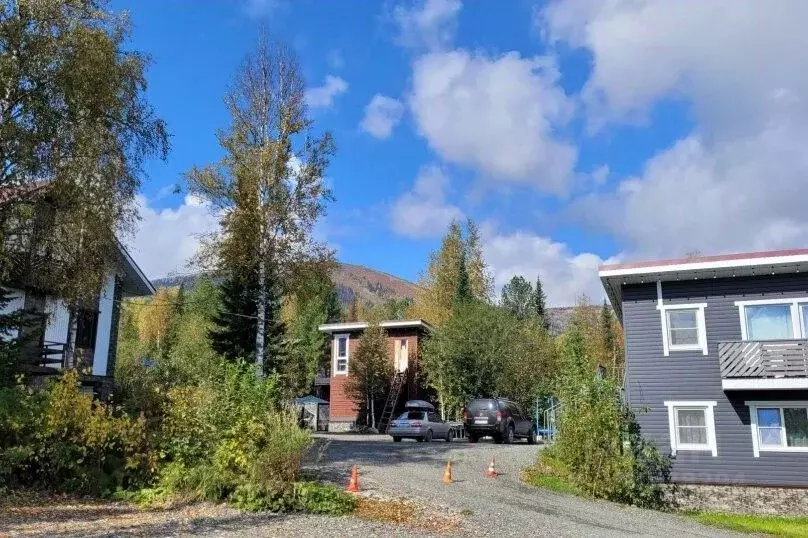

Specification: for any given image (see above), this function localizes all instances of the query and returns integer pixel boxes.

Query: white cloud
[409,50,576,194]
[392,0,462,51]
[305,75,348,109]
[360,94,405,139]
[391,165,464,238]
[539,0,808,258]
[128,195,219,280]
[482,227,615,306]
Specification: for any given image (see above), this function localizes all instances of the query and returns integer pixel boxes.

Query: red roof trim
[599,248,808,272]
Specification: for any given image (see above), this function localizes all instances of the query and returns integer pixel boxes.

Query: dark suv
[463,398,536,444]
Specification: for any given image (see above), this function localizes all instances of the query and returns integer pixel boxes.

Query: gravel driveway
[311,433,740,538]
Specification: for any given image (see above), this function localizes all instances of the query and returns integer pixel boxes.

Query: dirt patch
[354,496,460,534]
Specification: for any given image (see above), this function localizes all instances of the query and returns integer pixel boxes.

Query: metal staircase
[378,369,406,433]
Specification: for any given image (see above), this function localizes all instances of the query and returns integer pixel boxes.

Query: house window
[664,401,718,456]
[667,309,700,347]
[735,299,808,341]
[658,304,708,355]
[748,401,808,456]
[334,334,349,375]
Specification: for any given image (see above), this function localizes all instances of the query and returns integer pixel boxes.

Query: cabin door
[396,339,408,373]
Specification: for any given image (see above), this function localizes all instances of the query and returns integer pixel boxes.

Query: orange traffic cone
[346,465,360,493]
[442,460,454,484]
[484,456,498,477]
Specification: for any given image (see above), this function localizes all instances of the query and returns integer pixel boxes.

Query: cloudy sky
[118,0,808,306]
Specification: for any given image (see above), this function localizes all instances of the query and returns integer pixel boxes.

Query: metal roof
[318,319,434,333]
[599,248,808,321]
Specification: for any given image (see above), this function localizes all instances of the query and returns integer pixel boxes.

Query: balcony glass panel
[745,305,793,340]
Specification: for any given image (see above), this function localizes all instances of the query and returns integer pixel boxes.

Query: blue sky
[121,1,808,305]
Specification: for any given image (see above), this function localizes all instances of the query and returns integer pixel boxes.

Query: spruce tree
[601,299,616,366]
[0,287,22,387]
[532,275,550,330]
[453,251,473,308]
[209,274,257,363]
[209,266,286,375]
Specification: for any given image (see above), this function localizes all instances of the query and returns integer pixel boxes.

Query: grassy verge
[520,462,583,497]
[692,512,808,537]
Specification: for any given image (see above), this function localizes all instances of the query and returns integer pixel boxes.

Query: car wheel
[527,429,537,445]
[424,429,433,442]
[504,425,514,444]
[468,434,478,443]
[393,436,402,443]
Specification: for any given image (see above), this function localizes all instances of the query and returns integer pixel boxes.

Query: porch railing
[718,340,808,378]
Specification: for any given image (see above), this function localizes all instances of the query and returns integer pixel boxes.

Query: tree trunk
[255,255,266,377]
[371,396,376,429]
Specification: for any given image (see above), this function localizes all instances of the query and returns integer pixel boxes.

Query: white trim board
[724,378,808,390]
[664,401,719,457]
[599,254,808,278]
[657,281,708,356]
[319,319,433,333]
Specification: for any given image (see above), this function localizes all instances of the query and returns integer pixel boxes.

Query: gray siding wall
[623,274,808,486]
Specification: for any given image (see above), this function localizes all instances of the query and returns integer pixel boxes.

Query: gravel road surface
[311,433,740,538]
[3,434,742,537]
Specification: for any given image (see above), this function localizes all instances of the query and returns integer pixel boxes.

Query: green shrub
[0,370,152,495]
[152,360,311,508]
[547,329,671,509]
[294,481,356,515]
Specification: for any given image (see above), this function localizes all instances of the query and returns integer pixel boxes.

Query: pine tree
[262,262,287,375]
[346,296,360,322]
[532,275,550,330]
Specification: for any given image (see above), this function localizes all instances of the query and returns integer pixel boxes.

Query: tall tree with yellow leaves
[412,219,492,327]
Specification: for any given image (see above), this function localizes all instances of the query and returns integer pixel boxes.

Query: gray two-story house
[600,249,808,487]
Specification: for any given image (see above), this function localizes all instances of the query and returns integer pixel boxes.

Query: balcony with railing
[718,340,808,390]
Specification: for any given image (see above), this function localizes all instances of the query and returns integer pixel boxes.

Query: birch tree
[187,35,334,375]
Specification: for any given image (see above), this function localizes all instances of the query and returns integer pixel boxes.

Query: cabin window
[334,334,349,374]
[748,402,808,456]
[735,299,808,340]
[664,401,718,456]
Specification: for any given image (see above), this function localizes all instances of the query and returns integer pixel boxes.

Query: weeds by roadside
[692,512,808,537]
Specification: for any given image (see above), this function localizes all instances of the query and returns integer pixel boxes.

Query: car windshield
[468,400,497,414]
[399,411,426,420]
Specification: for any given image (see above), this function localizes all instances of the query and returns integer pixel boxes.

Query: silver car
[389,401,452,442]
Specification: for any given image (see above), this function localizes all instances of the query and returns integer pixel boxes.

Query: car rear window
[468,400,498,414]
[400,411,426,420]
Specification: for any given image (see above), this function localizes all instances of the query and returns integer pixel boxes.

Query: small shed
[294,395,329,431]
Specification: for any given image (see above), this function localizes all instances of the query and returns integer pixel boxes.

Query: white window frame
[735,298,808,341]
[664,401,718,456]
[746,400,808,457]
[657,280,708,356]
[333,333,350,375]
